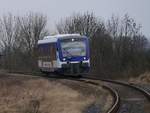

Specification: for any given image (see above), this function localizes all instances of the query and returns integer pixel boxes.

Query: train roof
[38,34,81,44]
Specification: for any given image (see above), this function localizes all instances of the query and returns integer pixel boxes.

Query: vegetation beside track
[0,73,113,113]
[129,71,150,84]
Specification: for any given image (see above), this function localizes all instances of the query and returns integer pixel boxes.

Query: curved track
[83,76,150,113]
[78,79,120,113]
[47,75,150,113]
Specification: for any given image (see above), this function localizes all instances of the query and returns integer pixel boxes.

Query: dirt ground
[0,72,113,113]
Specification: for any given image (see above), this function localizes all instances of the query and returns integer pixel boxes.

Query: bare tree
[106,14,148,77]
[57,12,105,38]
[0,13,49,72]
[0,13,21,71]
[14,13,49,71]
[17,13,49,55]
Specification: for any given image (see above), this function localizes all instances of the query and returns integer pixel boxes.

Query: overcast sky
[0,0,149,37]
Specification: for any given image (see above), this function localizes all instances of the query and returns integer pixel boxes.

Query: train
[37,34,90,75]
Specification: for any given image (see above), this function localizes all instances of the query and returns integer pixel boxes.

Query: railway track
[83,76,150,113]
[57,75,150,113]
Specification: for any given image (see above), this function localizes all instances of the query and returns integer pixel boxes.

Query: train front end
[57,35,90,74]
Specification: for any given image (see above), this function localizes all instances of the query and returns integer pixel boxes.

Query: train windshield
[60,38,86,58]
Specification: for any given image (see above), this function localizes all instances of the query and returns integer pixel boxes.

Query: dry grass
[0,72,113,113]
[0,75,95,113]
[58,79,113,113]
[129,71,150,84]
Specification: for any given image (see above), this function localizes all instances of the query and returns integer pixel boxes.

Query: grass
[129,71,150,84]
[0,72,113,113]
[0,74,95,113]
[58,79,113,113]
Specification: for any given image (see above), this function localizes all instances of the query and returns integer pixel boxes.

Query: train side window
[48,44,51,58]
[41,46,46,57]
[38,46,43,58]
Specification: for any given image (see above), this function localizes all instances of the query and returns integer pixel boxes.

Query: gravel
[84,103,102,113]
[118,100,149,113]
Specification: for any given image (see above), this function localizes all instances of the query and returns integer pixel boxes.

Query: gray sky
[0,0,149,37]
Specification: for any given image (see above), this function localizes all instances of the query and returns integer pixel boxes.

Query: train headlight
[72,38,75,41]
[63,58,66,61]
[83,57,86,60]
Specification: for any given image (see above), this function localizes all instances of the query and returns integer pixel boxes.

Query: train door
[49,43,57,69]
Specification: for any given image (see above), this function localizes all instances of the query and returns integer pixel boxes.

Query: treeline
[0,13,49,73]
[0,12,150,78]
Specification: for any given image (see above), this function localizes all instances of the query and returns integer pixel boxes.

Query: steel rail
[83,76,150,101]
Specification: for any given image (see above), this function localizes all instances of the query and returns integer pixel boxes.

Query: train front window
[60,38,86,58]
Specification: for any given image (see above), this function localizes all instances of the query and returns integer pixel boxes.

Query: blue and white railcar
[37,34,90,74]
